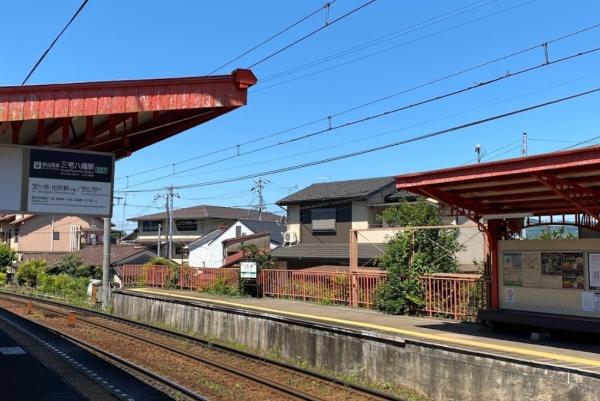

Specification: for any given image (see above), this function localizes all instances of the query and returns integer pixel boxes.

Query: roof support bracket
[532,173,600,220]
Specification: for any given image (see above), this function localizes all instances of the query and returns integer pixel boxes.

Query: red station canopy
[0,69,257,159]
[395,145,600,229]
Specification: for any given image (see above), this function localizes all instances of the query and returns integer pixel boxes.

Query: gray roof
[130,205,283,222]
[277,177,396,205]
[188,228,225,248]
[271,243,386,260]
[241,220,286,244]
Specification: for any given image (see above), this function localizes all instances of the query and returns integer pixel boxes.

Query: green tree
[16,259,48,287]
[533,226,577,240]
[240,244,276,269]
[55,253,97,278]
[0,243,17,272]
[374,200,462,314]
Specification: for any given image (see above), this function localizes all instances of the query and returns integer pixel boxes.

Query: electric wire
[115,85,600,194]
[115,22,600,183]
[119,45,600,190]
[247,0,378,69]
[208,1,336,75]
[22,0,90,85]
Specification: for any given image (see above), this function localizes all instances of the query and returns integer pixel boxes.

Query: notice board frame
[0,144,114,217]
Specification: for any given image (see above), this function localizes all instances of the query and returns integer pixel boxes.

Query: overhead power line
[116,85,600,193]
[22,0,90,85]
[253,0,537,91]
[115,22,599,184]
[247,0,378,69]
[118,44,600,190]
[208,1,336,75]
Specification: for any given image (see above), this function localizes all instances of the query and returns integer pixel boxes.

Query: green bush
[0,272,6,286]
[16,259,47,287]
[54,253,98,278]
[375,200,461,315]
[0,243,16,272]
[200,278,240,296]
[37,273,88,301]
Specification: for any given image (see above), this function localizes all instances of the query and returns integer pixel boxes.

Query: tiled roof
[20,245,156,267]
[129,205,283,222]
[188,229,224,248]
[271,242,386,260]
[277,177,396,205]
[240,220,286,244]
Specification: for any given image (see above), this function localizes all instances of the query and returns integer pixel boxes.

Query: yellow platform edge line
[128,288,600,368]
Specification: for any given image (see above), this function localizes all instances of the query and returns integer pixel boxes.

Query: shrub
[38,273,88,300]
[54,253,96,278]
[0,272,6,286]
[16,259,47,287]
[0,243,16,272]
[200,278,240,296]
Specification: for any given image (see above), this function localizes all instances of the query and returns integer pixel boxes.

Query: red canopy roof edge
[395,145,600,188]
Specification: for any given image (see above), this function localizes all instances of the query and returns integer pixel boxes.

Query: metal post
[521,132,528,156]
[102,217,111,309]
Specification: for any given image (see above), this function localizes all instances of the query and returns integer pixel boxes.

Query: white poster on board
[588,253,600,290]
[582,292,594,312]
[504,287,515,304]
[522,251,542,287]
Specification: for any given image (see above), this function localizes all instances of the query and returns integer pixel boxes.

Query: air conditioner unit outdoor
[283,231,298,246]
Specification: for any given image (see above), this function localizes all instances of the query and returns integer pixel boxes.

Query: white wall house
[188,220,284,268]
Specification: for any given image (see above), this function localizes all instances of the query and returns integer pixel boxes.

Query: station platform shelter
[394,145,600,333]
[0,69,256,158]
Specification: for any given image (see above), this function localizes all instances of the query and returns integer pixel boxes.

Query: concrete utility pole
[157,223,162,257]
[168,186,175,259]
[521,132,528,156]
[102,217,111,309]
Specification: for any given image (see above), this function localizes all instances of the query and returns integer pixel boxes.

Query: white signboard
[0,147,23,212]
[582,291,595,312]
[0,145,113,217]
[240,261,258,279]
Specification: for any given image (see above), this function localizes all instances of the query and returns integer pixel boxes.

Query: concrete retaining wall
[112,291,600,401]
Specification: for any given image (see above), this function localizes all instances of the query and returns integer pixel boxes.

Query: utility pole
[157,223,162,257]
[521,132,528,156]
[252,177,269,221]
[102,216,111,309]
[168,186,175,259]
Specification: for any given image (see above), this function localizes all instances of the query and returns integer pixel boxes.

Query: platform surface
[127,287,600,374]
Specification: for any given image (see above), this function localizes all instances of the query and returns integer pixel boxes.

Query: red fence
[120,265,239,291]
[260,269,488,319]
[120,265,488,320]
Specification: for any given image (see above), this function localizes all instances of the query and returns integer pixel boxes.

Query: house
[272,177,484,270]
[21,245,159,270]
[187,219,285,267]
[127,205,283,263]
[0,214,104,256]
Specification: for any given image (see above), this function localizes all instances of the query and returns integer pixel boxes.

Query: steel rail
[0,291,402,401]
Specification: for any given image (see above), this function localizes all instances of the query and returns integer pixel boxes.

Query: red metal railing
[260,269,488,319]
[120,265,239,291]
[420,274,489,320]
[260,269,387,308]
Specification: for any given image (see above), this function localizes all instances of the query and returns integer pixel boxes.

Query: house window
[236,225,242,237]
[311,208,336,232]
[53,232,60,241]
[175,246,189,256]
[176,219,198,232]
[13,229,18,243]
[142,221,161,232]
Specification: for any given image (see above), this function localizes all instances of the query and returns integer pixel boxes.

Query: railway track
[0,291,404,401]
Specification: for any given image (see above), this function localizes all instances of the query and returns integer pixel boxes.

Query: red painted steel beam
[420,186,490,218]
[532,173,600,219]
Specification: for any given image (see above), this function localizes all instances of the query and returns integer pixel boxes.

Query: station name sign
[0,145,114,217]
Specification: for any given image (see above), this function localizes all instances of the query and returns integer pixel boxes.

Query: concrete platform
[0,306,171,401]
[126,287,600,373]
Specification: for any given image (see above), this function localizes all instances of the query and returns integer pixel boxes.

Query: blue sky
[3,0,600,232]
